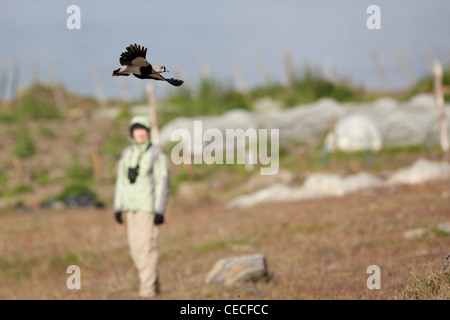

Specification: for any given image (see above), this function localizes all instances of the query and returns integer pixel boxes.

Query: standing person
[113,115,170,298]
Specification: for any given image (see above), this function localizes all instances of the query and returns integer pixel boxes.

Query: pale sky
[0,0,449,99]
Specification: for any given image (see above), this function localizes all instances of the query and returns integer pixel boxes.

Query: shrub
[11,122,36,159]
[72,131,85,143]
[6,184,33,197]
[64,163,93,183]
[396,252,450,300]
[37,123,56,138]
[408,64,450,101]
[101,125,129,158]
[54,183,96,202]
[17,88,61,119]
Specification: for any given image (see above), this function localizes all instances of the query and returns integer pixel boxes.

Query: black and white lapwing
[112,43,184,86]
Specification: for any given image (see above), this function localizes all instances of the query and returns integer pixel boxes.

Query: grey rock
[205,254,268,286]
[403,228,427,240]
[436,222,450,235]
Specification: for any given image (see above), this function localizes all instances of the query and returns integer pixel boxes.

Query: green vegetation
[5,184,33,197]
[0,62,448,300]
[169,165,190,196]
[0,62,448,208]
[1,63,448,128]
[408,64,450,101]
[160,78,252,126]
[0,172,8,187]
[160,68,365,127]
[53,183,97,204]
[37,123,56,138]
[159,63,450,127]
[64,163,93,183]
[31,171,53,186]
[72,131,85,144]
[17,87,61,119]
[11,121,36,159]
[47,164,99,204]
[253,67,362,107]
[0,175,448,299]
[51,252,82,268]
[101,123,130,158]
[0,82,100,123]
[400,262,450,299]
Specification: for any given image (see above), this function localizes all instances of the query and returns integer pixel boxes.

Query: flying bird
[112,44,184,86]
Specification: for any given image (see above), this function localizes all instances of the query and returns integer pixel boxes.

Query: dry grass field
[0,106,449,300]
[1,176,449,300]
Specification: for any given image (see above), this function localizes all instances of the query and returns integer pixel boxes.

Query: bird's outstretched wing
[119,44,148,66]
[133,72,184,86]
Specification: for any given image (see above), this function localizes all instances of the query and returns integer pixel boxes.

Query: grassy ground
[1,177,448,300]
[0,78,449,300]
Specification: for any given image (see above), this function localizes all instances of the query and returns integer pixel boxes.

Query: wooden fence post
[255,55,270,88]
[396,51,414,88]
[13,156,23,183]
[199,58,212,82]
[371,51,390,92]
[0,62,10,105]
[89,59,107,109]
[422,49,433,74]
[174,66,197,97]
[147,82,194,180]
[48,60,67,112]
[113,76,132,103]
[433,60,449,162]
[323,59,335,84]
[231,57,250,97]
[283,50,294,92]
[330,114,338,151]
[10,61,20,111]
[146,83,160,145]
[92,151,102,182]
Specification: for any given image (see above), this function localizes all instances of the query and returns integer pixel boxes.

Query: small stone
[205,254,268,286]
[435,222,450,235]
[403,228,427,240]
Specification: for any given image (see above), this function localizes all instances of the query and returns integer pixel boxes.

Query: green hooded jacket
[114,115,170,215]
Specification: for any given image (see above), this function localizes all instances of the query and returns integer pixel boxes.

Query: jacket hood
[130,115,152,130]
[129,115,152,145]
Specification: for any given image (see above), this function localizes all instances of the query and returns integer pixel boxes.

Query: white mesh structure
[387,158,450,185]
[225,171,385,209]
[226,159,450,209]
[255,98,347,145]
[324,114,382,152]
[159,94,450,152]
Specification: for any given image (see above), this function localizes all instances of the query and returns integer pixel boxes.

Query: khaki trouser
[126,211,160,297]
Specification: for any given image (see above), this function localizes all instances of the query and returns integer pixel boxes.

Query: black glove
[154,213,164,225]
[115,210,123,224]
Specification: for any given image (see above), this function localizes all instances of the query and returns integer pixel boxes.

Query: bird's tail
[112,68,129,77]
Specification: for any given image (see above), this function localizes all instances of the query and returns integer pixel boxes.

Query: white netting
[159,94,450,152]
[387,158,450,185]
[226,159,450,209]
[323,114,382,152]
